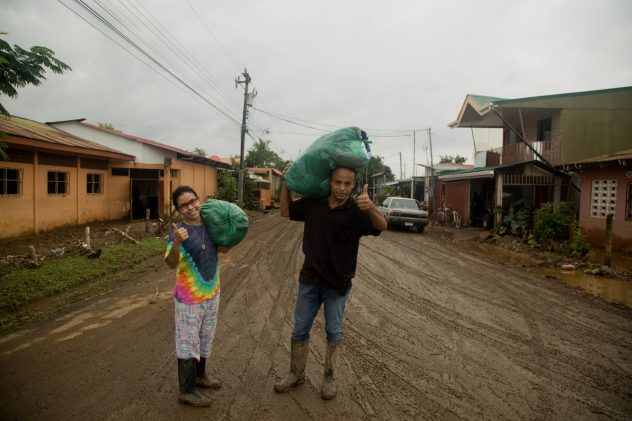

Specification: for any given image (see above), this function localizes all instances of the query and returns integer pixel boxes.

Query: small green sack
[200,199,249,248]
[285,127,370,198]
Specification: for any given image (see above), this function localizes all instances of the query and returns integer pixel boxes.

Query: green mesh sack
[200,199,249,248]
[285,127,371,198]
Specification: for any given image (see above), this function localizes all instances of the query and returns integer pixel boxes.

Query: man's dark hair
[172,185,198,207]
[331,166,357,179]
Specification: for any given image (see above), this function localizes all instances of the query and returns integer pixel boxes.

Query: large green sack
[285,127,371,198]
[200,199,249,248]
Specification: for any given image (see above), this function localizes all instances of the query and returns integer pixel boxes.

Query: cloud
[3,0,631,176]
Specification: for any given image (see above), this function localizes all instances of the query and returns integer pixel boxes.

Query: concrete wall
[0,161,35,237]
[579,165,632,250]
[1,153,118,238]
[78,168,110,224]
[52,121,176,164]
[108,168,131,220]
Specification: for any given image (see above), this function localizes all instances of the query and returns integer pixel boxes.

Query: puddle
[585,247,632,271]
[535,268,632,308]
[461,240,632,309]
[465,241,543,267]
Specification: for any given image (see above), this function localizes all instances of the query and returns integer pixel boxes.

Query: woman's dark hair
[171,185,198,208]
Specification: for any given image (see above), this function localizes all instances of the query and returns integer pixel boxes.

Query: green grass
[0,237,166,313]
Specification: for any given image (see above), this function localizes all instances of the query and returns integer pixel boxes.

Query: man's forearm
[280,182,292,218]
[367,206,387,231]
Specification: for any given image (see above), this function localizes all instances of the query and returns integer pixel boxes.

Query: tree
[365,155,394,193]
[190,147,207,157]
[439,155,468,164]
[245,138,284,169]
[0,32,71,159]
[0,32,71,117]
[98,122,121,132]
[212,170,237,202]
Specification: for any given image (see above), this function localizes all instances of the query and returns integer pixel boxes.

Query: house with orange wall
[49,119,231,219]
[249,166,283,207]
[0,116,134,239]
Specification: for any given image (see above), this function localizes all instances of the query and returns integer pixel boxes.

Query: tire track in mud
[219,214,344,420]
[218,215,305,418]
[376,231,632,350]
[360,230,632,419]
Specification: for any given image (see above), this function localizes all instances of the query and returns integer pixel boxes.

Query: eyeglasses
[178,197,199,211]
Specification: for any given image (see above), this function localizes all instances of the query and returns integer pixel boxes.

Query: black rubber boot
[178,359,211,407]
[196,357,222,389]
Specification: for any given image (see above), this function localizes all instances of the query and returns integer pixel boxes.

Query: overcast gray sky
[3,0,632,178]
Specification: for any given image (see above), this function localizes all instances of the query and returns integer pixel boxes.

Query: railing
[485,141,561,166]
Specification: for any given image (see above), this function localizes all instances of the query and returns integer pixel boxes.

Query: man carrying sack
[274,164,387,399]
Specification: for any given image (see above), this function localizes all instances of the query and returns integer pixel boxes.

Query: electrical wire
[64,0,242,127]
[107,0,241,115]
[129,0,242,110]
[56,0,216,114]
[184,0,242,71]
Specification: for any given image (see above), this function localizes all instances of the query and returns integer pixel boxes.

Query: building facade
[0,116,134,238]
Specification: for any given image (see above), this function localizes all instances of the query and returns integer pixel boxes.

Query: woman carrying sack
[164,185,222,407]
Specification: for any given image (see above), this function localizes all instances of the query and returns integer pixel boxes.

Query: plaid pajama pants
[174,294,220,360]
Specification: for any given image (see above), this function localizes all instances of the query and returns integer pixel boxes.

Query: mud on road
[1,211,631,420]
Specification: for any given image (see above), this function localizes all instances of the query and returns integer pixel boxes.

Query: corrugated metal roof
[80,122,191,155]
[78,121,232,169]
[1,115,130,155]
[449,86,632,128]
[448,94,505,128]
[567,148,632,165]
[492,86,632,108]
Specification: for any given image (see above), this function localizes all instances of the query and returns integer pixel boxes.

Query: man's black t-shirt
[289,196,381,295]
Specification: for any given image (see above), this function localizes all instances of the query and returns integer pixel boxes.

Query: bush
[213,171,237,202]
[504,208,532,236]
[533,202,575,249]
[376,187,392,205]
[569,224,591,256]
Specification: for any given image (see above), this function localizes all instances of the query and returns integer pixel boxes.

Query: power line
[104,0,241,115]
[56,0,216,114]
[251,106,426,137]
[130,0,242,110]
[63,0,242,127]
[251,106,331,132]
[184,0,242,71]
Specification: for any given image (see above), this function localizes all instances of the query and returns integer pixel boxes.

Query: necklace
[199,226,207,250]
[186,224,206,250]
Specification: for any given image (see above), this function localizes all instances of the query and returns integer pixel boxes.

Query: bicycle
[433,207,450,226]
[451,209,461,228]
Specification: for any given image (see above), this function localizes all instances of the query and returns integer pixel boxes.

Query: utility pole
[427,127,435,213]
[411,130,416,199]
[399,152,403,179]
[235,69,252,205]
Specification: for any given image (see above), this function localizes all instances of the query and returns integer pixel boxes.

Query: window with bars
[87,173,103,194]
[0,168,21,195]
[590,179,617,218]
[48,171,69,195]
[537,117,552,141]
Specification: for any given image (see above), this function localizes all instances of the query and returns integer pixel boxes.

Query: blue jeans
[291,282,349,343]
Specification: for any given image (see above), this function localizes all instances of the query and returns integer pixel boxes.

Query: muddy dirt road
[1,212,631,420]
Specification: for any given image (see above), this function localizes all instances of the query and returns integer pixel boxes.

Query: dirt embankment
[1,211,631,420]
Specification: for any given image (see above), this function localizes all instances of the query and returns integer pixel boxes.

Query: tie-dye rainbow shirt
[165,223,220,304]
